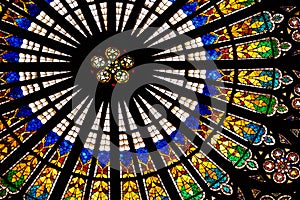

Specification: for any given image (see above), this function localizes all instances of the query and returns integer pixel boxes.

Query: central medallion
[90,47,134,84]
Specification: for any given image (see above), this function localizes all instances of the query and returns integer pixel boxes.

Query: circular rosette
[287,152,299,164]
[105,47,120,61]
[107,60,121,73]
[275,160,289,173]
[273,172,287,183]
[292,30,300,42]
[120,55,134,69]
[114,70,130,83]
[288,17,300,29]
[271,148,285,160]
[294,84,300,96]
[288,167,300,179]
[90,56,106,68]
[263,160,275,172]
[97,69,111,83]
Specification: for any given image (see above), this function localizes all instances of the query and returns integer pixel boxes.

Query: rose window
[91,47,134,84]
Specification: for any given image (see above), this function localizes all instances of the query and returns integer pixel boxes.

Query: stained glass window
[0,0,299,199]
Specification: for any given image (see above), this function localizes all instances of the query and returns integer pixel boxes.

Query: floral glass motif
[0,0,300,199]
[288,16,300,42]
[263,148,300,183]
[91,47,134,84]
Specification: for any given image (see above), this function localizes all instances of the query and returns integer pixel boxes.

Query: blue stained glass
[120,151,133,167]
[0,1,296,200]
[273,15,281,21]
[191,16,208,28]
[26,4,42,17]
[170,130,177,139]
[45,0,54,4]
[2,52,19,63]
[156,140,169,155]
[206,70,222,80]
[80,148,93,164]
[170,131,185,144]
[25,194,36,200]
[59,140,74,156]
[8,86,23,98]
[6,37,24,48]
[4,72,20,83]
[136,147,148,154]
[264,136,273,144]
[26,118,42,131]
[244,124,265,144]
[206,49,221,60]
[136,147,149,164]
[197,104,212,115]
[182,2,198,16]
[207,168,227,189]
[222,185,231,193]
[26,186,48,200]
[282,76,292,83]
[98,151,110,167]
[260,70,279,88]
[201,34,218,45]
[252,13,273,33]
[16,105,33,117]
[45,131,60,146]
[203,84,220,96]
[184,116,199,129]
[15,18,32,30]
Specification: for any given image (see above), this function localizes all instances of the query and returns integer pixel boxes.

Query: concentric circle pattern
[0,0,299,200]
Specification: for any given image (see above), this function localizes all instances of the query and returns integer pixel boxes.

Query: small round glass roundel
[288,17,300,29]
[105,47,120,61]
[120,55,134,69]
[115,70,130,83]
[91,56,106,68]
[292,30,300,42]
[91,47,135,84]
[97,69,111,83]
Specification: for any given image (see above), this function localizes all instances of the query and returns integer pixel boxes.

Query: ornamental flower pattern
[288,16,300,42]
[90,47,134,84]
[263,148,300,183]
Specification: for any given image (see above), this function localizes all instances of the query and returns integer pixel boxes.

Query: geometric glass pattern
[0,0,299,199]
